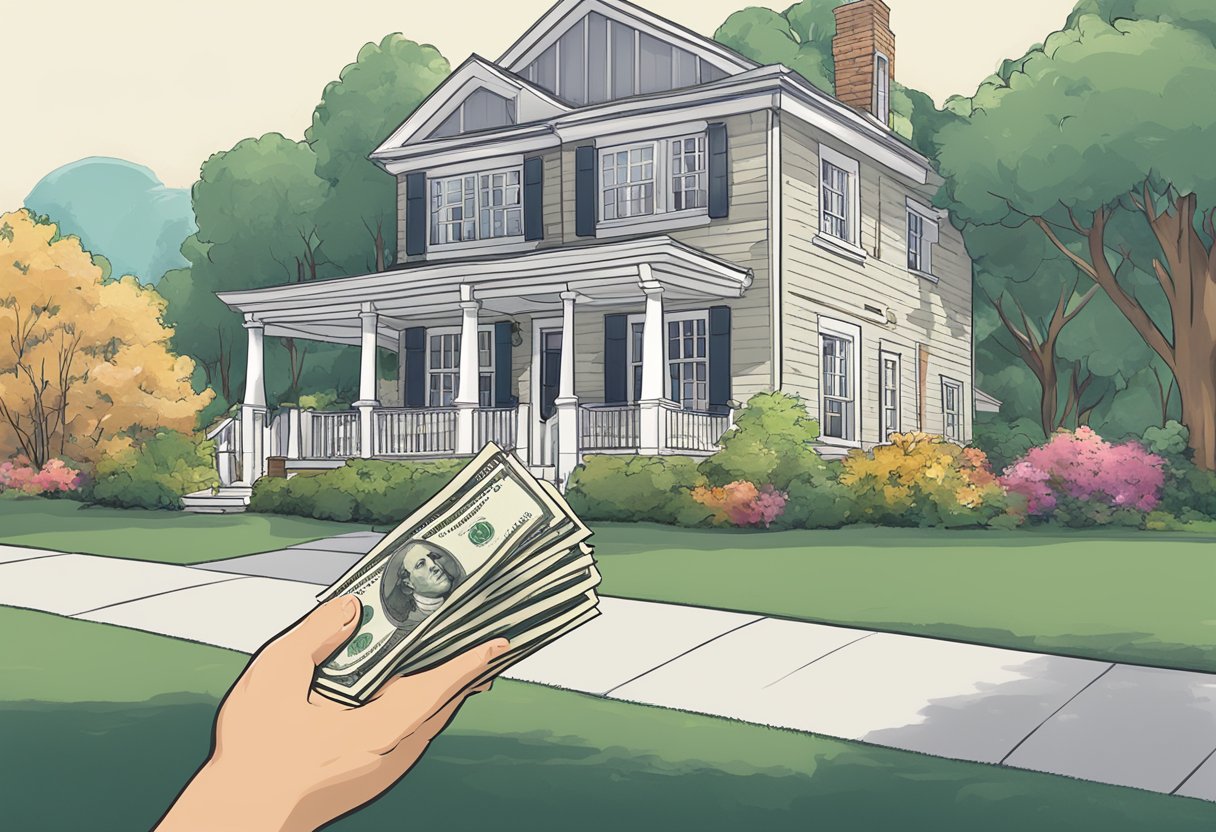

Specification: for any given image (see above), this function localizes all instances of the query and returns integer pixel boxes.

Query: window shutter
[523,156,544,241]
[603,313,628,403]
[707,123,729,219]
[494,321,515,406]
[405,172,427,257]
[404,326,427,407]
[708,305,732,413]
[575,145,597,237]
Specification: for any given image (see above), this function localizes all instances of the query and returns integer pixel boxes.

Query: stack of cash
[312,443,600,705]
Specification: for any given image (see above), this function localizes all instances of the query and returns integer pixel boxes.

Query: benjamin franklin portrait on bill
[379,538,468,635]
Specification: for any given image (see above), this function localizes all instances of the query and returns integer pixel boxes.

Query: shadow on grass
[2,696,1212,831]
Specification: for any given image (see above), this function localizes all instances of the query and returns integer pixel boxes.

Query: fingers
[363,639,509,741]
[256,595,362,691]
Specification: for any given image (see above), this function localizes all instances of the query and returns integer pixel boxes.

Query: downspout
[768,95,784,392]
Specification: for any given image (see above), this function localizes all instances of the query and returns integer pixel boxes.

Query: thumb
[275,594,362,669]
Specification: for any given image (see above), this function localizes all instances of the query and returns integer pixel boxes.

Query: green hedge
[248,459,467,524]
[84,431,218,511]
[564,455,714,526]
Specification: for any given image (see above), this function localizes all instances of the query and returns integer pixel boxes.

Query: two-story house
[209,0,985,495]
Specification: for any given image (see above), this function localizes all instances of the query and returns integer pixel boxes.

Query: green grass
[1,608,1211,831]
[591,522,1216,674]
[0,495,364,562]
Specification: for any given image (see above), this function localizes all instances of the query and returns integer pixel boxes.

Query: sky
[0,0,1078,209]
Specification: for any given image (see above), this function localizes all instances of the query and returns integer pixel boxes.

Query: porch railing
[308,411,360,459]
[665,407,731,452]
[375,408,457,456]
[475,406,518,451]
[579,403,640,451]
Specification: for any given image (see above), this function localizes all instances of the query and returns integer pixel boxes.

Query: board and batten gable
[779,117,973,447]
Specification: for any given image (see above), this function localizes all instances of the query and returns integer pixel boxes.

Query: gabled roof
[497,0,757,77]
[375,54,569,153]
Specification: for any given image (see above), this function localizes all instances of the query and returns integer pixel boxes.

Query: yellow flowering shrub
[838,433,1014,527]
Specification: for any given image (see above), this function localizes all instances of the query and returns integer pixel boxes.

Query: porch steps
[182,485,253,514]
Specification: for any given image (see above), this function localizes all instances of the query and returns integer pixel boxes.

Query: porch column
[638,275,666,455]
[555,291,580,484]
[240,315,267,483]
[354,303,379,458]
[455,287,481,454]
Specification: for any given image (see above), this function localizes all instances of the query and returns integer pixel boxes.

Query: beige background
[0,0,1076,209]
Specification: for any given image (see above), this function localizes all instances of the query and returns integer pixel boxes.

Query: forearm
[156,758,314,832]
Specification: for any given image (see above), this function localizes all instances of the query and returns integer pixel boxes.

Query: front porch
[211,237,751,489]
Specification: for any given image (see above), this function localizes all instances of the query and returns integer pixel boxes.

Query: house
[207,0,977,497]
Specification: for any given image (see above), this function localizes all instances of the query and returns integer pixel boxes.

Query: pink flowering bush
[1000,427,1165,525]
[0,456,82,495]
[692,480,787,528]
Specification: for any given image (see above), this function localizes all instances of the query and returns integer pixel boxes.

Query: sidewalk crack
[762,631,876,689]
[998,662,1116,766]
[72,576,248,616]
[603,617,763,697]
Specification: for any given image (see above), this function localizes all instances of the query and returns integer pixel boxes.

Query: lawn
[2,497,1214,673]
[592,522,1216,674]
[1,607,1211,831]
[0,495,364,562]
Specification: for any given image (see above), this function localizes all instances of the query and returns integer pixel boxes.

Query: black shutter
[404,326,427,407]
[494,321,515,406]
[575,145,597,237]
[405,172,427,257]
[523,156,544,241]
[708,123,729,220]
[708,306,731,413]
[603,313,628,404]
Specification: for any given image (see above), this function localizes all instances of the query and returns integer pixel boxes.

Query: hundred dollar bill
[312,443,593,703]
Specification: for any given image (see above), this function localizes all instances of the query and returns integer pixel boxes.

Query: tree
[0,210,211,467]
[713,0,960,156]
[937,6,1216,468]
[308,35,449,274]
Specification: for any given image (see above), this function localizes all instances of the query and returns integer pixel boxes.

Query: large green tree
[713,0,959,156]
[937,4,1216,468]
[308,35,449,275]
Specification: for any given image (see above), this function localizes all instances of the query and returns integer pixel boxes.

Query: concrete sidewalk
[1,536,1213,803]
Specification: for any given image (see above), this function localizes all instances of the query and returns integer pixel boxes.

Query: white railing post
[240,315,267,483]
[555,291,580,483]
[638,271,664,455]
[455,287,481,454]
[515,402,531,466]
[285,406,301,459]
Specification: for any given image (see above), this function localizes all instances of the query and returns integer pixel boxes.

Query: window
[906,200,941,276]
[821,160,850,242]
[880,351,901,440]
[874,54,891,126]
[820,318,861,442]
[429,89,517,139]
[599,134,707,224]
[942,378,963,442]
[626,311,709,410]
[430,167,522,246]
[426,328,495,407]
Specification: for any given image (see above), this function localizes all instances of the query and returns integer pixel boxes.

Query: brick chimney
[832,0,895,127]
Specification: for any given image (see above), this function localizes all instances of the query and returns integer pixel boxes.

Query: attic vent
[864,304,883,316]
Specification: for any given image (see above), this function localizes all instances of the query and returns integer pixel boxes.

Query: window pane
[611,21,635,98]
[558,21,587,105]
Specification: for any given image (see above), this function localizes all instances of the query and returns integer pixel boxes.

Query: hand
[155,594,509,832]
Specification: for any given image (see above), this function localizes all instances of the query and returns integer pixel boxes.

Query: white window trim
[941,376,964,443]
[879,349,901,442]
[424,324,497,407]
[427,165,526,252]
[596,132,709,234]
[819,316,862,447]
[814,144,865,262]
[906,197,942,281]
[624,309,710,408]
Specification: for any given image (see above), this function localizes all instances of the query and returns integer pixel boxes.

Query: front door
[539,329,562,420]
[532,324,563,467]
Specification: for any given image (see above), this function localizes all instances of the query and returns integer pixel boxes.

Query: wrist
[157,756,313,832]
